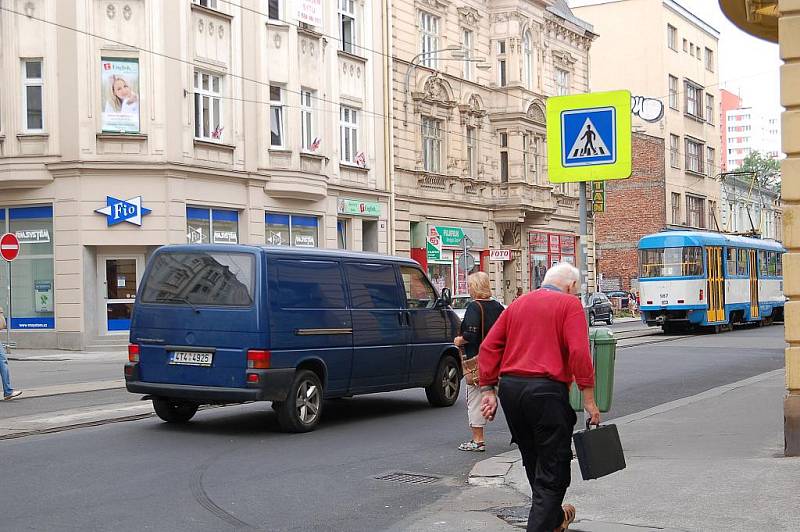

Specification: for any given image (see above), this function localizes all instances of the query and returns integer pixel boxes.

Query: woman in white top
[104,75,139,115]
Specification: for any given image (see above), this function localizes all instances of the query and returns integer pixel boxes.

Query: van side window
[400,267,436,309]
[345,263,401,309]
[276,260,346,309]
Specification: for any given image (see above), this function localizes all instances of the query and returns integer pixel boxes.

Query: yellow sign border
[546,90,632,183]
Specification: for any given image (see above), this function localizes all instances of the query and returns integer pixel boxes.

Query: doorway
[98,255,144,335]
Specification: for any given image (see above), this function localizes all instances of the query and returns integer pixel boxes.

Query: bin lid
[590,328,615,343]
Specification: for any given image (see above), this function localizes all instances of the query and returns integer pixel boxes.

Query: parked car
[125,245,462,433]
[584,292,614,326]
[603,290,630,309]
[451,296,506,321]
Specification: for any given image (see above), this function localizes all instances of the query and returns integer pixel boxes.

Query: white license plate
[169,351,213,366]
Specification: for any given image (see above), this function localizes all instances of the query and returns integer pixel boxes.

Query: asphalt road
[0,324,785,532]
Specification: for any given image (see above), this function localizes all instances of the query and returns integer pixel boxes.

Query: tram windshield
[639,246,703,278]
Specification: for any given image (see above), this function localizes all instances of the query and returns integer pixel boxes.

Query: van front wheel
[426,355,460,407]
[152,397,198,423]
[276,369,323,433]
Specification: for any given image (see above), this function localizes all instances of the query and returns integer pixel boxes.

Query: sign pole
[5,261,10,349]
[579,183,589,304]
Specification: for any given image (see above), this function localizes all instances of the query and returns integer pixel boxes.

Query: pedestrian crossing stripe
[567,117,611,160]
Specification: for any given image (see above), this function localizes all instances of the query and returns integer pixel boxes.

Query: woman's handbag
[460,301,485,386]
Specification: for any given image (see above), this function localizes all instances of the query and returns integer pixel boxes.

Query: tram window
[768,252,778,276]
[725,249,736,276]
[737,249,748,276]
[639,247,702,278]
[777,254,783,276]
[759,250,768,276]
[683,247,702,276]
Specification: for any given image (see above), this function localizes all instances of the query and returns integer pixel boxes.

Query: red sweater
[478,287,595,390]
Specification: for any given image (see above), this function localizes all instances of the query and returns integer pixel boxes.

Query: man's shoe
[3,390,22,400]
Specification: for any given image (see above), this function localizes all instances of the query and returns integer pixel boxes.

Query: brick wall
[594,133,666,291]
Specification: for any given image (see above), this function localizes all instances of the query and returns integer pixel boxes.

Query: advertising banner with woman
[101,58,140,133]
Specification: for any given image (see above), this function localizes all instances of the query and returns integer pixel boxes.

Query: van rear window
[141,251,254,307]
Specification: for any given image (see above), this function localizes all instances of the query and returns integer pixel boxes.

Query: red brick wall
[594,133,666,291]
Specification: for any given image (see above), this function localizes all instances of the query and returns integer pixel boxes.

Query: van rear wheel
[426,355,460,407]
[152,397,198,423]
[276,369,323,433]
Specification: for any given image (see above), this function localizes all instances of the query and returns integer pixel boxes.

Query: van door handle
[404,311,411,327]
[398,312,405,327]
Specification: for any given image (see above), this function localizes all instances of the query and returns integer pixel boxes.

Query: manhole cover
[375,472,440,485]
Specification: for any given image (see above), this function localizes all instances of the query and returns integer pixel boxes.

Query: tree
[739,151,781,191]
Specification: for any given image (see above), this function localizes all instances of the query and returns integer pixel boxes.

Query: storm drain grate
[375,472,441,485]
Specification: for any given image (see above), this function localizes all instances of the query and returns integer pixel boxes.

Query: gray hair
[543,262,579,285]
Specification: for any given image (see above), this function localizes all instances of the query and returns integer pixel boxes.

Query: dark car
[604,290,631,308]
[584,292,614,326]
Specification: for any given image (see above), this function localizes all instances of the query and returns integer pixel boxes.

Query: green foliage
[739,151,781,191]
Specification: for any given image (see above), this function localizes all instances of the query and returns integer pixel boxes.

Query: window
[266,213,319,247]
[683,38,688,52]
[726,248,737,276]
[759,250,768,276]
[686,195,705,228]
[345,263,401,309]
[555,68,569,96]
[737,249,748,276]
[768,252,778,276]
[194,71,222,141]
[708,200,717,230]
[462,29,473,81]
[522,134,529,182]
[186,207,239,244]
[400,266,437,309]
[667,24,677,50]
[523,31,534,89]
[22,60,44,132]
[277,260,346,309]
[777,253,783,276]
[671,192,681,225]
[420,12,439,69]
[300,89,316,152]
[690,43,695,57]
[705,47,714,71]
[670,134,680,168]
[337,219,348,249]
[685,81,702,119]
[668,75,678,109]
[500,132,508,183]
[639,247,703,278]
[685,138,704,174]
[269,85,284,147]
[498,41,506,54]
[466,126,476,177]
[193,0,218,8]
[268,0,280,20]
[422,117,442,173]
[705,93,714,124]
[339,0,356,54]
[340,106,359,164]
[141,251,254,307]
[706,147,715,177]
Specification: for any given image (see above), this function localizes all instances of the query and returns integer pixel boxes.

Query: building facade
[719,173,782,240]
[719,88,743,173]
[724,106,781,170]
[0,0,391,349]
[573,0,722,232]
[391,0,597,304]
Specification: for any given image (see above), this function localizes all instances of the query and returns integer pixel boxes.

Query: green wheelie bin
[569,328,617,413]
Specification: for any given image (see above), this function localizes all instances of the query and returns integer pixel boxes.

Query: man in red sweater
[479,262,600,532]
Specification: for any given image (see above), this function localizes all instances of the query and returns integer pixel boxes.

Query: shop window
[337,219,348,249]
[265,213,319,248]
[186,207,239,244]
[528,231,576,289]
[0,206,55,329]
[362,219,378,252]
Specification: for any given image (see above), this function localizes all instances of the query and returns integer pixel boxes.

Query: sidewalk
[469,369,800,531]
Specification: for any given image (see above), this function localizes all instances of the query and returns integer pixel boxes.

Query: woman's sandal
[458,440,486,452]
[555,504,576,531]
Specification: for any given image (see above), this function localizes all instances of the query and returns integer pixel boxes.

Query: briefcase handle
[585,419,601,430]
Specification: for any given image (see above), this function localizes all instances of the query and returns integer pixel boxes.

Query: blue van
[125,245,462,432]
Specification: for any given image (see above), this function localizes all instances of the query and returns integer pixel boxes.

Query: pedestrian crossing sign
[546,90,631,183]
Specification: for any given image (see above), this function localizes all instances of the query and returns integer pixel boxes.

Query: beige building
[572,0,722,230]
[391,0,597,304]
[0,0,391,349]
[718,0,800,455]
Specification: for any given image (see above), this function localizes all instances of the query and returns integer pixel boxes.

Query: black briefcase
[572,421,626,480]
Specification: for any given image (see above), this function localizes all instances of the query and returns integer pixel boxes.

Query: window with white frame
[270,85,284,147]
[422,117,442,173]
[705,93,714,124]
[193,0,218,8]
[339,0,356,54]
[668,75,678,109]
[497,41,507,87]
[267,0,280,20]
[685,137,704,174]
[555,68,569,96]
[22,59,44,132]
[420,12,439,69]
[194,70,223,141]
[340,106,359,164]
[667,24,677,51]
[462,29,473,81]
[523,31,534,90]
[300,89,316,152]
[684,80,702,119]
[522,133,529,181]
[670,134,680,168]
[686,195,705,228]
[466,126,476,177]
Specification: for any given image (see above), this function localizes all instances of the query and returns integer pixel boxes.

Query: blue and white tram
[638,231,784,332]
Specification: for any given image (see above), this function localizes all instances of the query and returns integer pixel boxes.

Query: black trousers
[499,376,577,532]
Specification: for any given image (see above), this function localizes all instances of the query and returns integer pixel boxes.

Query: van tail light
[247,350,271,369]
[247,374,260,383]
[128,344,140,363]
[699,289,704,301]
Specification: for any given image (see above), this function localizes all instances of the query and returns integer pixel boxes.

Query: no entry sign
[1,233,20,262]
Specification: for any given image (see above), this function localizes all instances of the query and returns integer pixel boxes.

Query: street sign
[489,249,512,261]
[1,233,20,262]
[457,253,476,271]
[546,90,632,183]
[592,182,605,213]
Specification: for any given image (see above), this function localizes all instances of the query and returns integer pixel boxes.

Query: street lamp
[402,47,490,125]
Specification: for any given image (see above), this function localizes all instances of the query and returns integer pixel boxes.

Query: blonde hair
[106,75,136,113]
[467,271,492,299]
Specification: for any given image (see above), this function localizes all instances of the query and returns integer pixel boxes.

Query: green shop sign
[338,199,381,217]
[434,226,465,247]
[426,240,441,261]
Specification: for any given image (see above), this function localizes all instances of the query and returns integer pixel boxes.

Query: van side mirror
[439,287,453,308]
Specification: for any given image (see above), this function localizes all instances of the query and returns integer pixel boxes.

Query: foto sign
[1,233,20,262]
[546,90,632,183]
[489,249,512,261]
